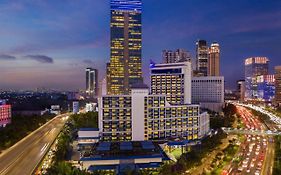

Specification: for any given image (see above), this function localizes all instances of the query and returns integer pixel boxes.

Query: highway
[0,113,68,175]
[224,106,271,175]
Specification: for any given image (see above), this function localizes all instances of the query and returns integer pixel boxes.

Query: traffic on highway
[224,106,273,175]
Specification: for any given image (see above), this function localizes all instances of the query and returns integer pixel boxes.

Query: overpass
[222,127,281,136]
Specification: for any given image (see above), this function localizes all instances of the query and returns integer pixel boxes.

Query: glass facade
[107,0,143,95]
[245,57,269,100]
[196,40,208,76]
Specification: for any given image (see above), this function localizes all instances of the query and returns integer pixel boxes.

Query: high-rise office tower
[86,68,98,97]
[162,49,191,63]
[237,80,245,101]
[208,42,220,76]
[196,40,209,76]
[245,57,269,100]
[107,0,143,95]
[275,66,281,105]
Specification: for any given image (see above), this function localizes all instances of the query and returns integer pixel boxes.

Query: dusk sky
[0,0,281,90]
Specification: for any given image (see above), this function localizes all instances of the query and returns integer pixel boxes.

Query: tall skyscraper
[245,57,269,100]
[196,40,209,76]
[237,80,245,101]
[275,66,281,105]
[107,0,143,95]
[86,68,98,97]
[208,42,220,76]
[162,49,191,63]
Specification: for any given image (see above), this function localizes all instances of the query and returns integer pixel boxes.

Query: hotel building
[99,87,209,142]
[150,61,192,105]
[107,0,143,95]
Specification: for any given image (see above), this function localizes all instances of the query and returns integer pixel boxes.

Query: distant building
[150,61,192,105]
[237,80,246,101]
[192,76,225,112]
[106,0,143,95]
[0,100,11,127]
[98,77,107,97]
[208,42,220,76]
[85,103,97,112]
[275,66,281,105]
[196,40,209,76]
[50,105,60,115]
[86,68,98,97]
[256,75,275,102]
[245,57,269,101]
[162,49,191,63]
[73,101,79,114]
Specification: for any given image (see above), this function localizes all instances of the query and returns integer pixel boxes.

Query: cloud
[83,59,94,64]
[0,54,17,60]
[24,54,54,63]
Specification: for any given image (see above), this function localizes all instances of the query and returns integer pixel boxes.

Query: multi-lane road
[224,106,274,175]
[0,113,68,175]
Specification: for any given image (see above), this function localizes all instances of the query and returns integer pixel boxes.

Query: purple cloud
[24,55,54,64]
[0,54,17,60]
[83,59,94,64]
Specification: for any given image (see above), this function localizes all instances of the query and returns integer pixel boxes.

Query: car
[251,162,255,167]
[238,166,243,172]
[246,169,251,173]
[255,170,261,175]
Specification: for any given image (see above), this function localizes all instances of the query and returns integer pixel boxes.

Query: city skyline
[0,0,281,90]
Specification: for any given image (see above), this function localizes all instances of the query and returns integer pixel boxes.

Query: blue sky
[0,0,281,90]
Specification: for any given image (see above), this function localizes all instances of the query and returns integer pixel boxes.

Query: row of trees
[273,135,281,175]
[0,114,55,151]
[45,112,98,175]
[158,130,227,175]
[210,104,236,129]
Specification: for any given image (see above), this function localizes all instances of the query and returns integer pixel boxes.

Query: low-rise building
[78,128,100,149]
[80,141,169,173]
[0,100,11,127]
[73,101,79,114]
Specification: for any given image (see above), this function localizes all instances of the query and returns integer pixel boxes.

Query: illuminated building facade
[245,57,269,100]
[208,42,220,76]
[0,100,11,127]
[86,68,98,97]
[237,80,245,101]
[107,0,143,95]
[196,40,209,76]
[162,49,191,63]
[275,66,281,105]
[99,87,209,142]
[256,75,275,102]
[150,61,192,105]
